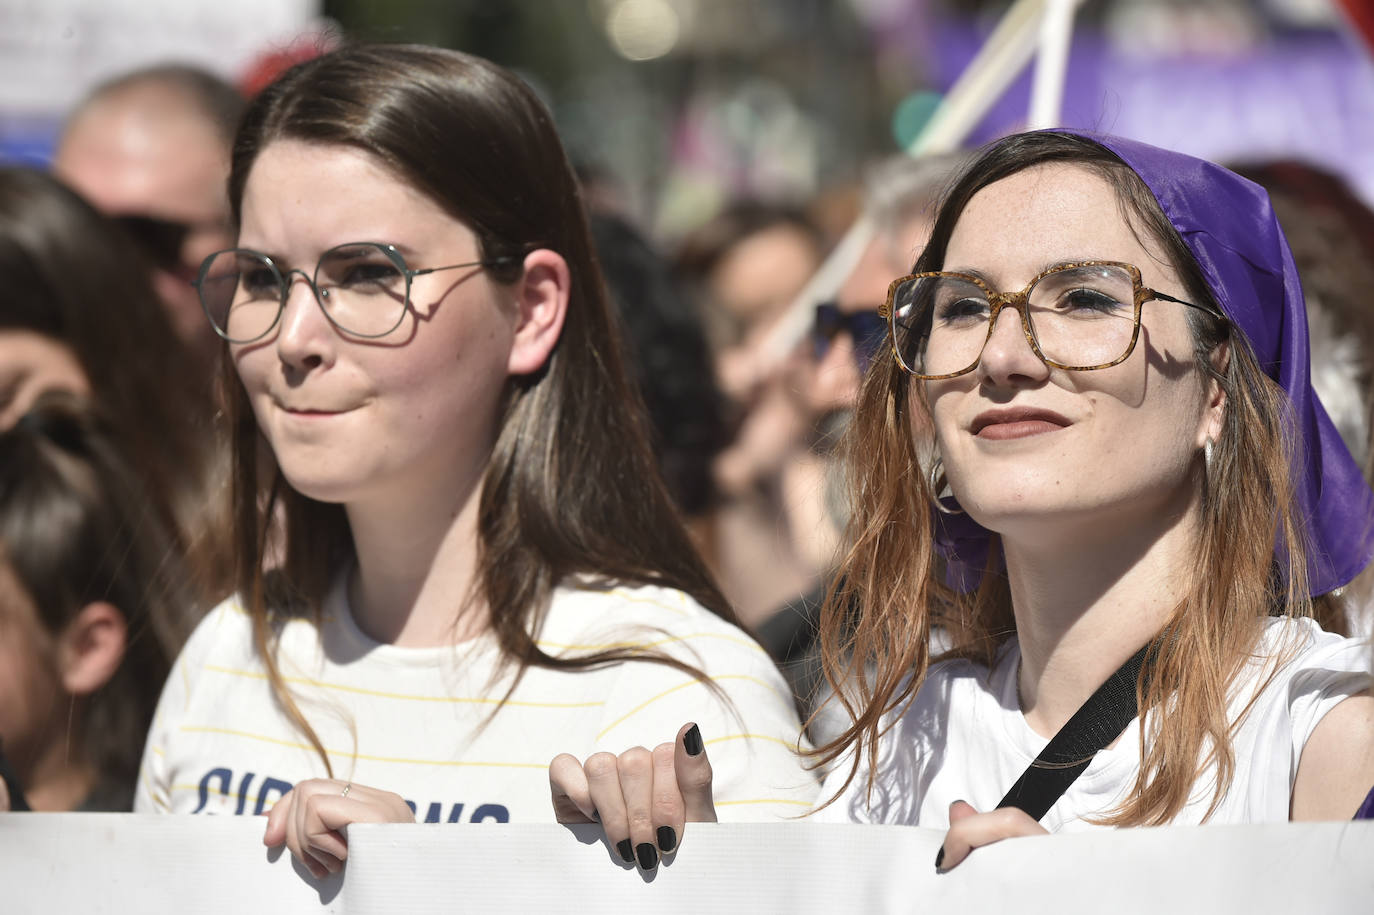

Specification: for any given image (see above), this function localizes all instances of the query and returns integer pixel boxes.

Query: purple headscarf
[935,130,1374,598]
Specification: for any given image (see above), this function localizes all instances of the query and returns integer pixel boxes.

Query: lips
[273,398,358,416]
[970,406,1071,440]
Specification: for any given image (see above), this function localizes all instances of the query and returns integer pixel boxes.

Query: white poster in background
[0,816,1371,914]
[0,0,320,117]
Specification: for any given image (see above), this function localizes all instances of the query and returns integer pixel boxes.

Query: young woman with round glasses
[553,129,1374,866]
[134,44,816,877]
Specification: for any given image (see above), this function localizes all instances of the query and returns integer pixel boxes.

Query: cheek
[0,631,60,749]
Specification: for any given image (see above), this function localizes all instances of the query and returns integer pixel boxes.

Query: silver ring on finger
[340,782,352,798]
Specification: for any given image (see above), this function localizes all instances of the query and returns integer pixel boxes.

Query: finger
[583,752,632,865]
[651,742,684,855]
[301,795,351,862]
[308,846,345,876]
[263,787,296,846]
[617,746,659,870]
[937,806,1047,871]
[549,753,597,823]
[674,722,717,824]
[948,799,978,824]
[286,781,350,873]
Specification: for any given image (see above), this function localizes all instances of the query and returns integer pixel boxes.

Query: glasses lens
[892,275,990,376]
[314,244,408,337]
[197,250,283,343]
[1026,264,1137,368]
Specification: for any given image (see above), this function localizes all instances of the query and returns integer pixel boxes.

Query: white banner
[0,0,320,115]
[0,816,1371,913]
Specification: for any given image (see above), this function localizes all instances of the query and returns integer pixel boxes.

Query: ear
[1198,340,1231,447]
[507,248,570,377]
[56,601,127,696]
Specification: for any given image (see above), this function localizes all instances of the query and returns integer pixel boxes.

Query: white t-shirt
[813,618,1372,829]
[136,577,818,822]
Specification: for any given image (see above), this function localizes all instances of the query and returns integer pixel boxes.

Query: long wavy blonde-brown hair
[814,131,1327,826]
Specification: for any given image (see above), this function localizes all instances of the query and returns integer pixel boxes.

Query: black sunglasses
[812,301,887,371]
[114,215,195,274]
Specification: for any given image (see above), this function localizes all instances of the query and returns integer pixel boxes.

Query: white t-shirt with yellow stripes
[135,577,819,822]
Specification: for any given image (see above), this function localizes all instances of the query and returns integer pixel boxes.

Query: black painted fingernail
[636,842,658,870]
[683,724,703,757]
[591,809,600,822]
[934,846,945,870]
[657,825,677,853]
[616,838,634,863]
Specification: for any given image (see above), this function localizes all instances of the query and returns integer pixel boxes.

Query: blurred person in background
[1230,160,1374,639]
[589,211,728,548]
[54,64,244,370]
[0,393,195,811]
[0,167,231,607]
[757,153,966,742]
[675,203,828,624]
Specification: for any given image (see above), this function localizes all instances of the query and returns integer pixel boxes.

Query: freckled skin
[926,165,1215,547]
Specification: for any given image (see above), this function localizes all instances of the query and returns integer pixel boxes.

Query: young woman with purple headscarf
[550,130,1374,868]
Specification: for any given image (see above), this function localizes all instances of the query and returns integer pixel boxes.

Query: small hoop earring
[929,455,964,515]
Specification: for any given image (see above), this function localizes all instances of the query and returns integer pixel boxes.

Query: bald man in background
[55,65,244,365]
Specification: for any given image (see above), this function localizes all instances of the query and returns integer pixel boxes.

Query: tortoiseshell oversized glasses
[879,260,1228,379]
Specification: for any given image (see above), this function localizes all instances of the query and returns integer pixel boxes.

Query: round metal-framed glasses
[879,260,1228,379]
[193,242,514,344]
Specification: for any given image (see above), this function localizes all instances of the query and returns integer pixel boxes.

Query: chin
[276,466,363,506]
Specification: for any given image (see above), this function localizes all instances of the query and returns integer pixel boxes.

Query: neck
[20,708,96,811]
[344,468,490,648]
[1001,493,1199,739]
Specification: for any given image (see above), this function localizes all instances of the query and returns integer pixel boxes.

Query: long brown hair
[223,44,735,772]
[0,167,231,608]
[816,131,1316,826]
[0,392,195,798]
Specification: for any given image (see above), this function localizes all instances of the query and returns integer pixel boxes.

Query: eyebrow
[940,258,1102,287]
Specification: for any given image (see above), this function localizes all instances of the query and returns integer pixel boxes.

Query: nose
[975,301,1048,386]
[274,270,334,370]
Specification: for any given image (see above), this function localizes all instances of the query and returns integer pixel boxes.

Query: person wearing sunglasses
[135,44,816,881]
[55,65,244,367]
[554,130,1374,868]
[757,154,967,745]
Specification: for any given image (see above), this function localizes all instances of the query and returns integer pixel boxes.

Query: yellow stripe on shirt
[178,725,550,769]
[200,665,605,709]
[595,674,785,739]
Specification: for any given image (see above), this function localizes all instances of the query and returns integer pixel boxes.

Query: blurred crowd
[2,33,1373,820]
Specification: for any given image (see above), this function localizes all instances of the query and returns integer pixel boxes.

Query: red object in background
[237,32,340,99]
[1338,0,1374,53]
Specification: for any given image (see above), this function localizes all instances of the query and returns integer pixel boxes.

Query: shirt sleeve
[133,602,236,813]
[1283,620,1374,768]
[588,603,820,820]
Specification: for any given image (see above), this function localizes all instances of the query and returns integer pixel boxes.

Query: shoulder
[1249,616,1372,700]
[178,595,258,666]
[541,581,774,669]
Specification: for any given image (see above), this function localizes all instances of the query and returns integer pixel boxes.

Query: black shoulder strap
[996,640,1154,822]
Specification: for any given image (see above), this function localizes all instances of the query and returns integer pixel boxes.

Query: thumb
[948,799,979,824]
[674,722,717,823]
